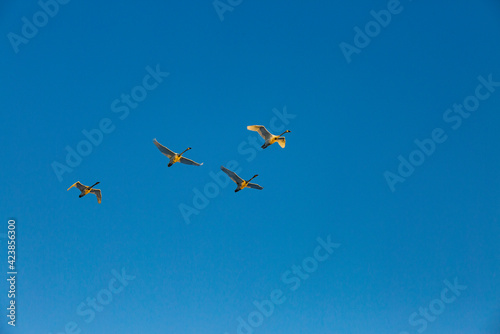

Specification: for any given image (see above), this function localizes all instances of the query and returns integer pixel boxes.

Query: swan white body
[153,139,203,167]
[220,166,263,192]
[247,125,291,149]
[67,181,102,203]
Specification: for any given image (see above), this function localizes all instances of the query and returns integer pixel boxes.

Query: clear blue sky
[1,1,500,333]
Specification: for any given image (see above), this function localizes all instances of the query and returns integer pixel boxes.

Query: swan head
[168,162,173,167]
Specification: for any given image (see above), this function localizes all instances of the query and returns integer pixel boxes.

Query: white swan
[67,181,102,203]
[220,166,263,192]
[153,139,203,167]
[247,125,291,149]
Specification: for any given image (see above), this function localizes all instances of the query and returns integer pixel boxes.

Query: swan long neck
[248,175,258,183]
[279,130,289,136]
[180,148,190,156]
[90,182,100,189]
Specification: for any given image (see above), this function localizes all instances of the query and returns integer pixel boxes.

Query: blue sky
[1,1,500,333]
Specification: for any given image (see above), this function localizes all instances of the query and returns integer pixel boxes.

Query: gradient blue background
[1,1,499,333]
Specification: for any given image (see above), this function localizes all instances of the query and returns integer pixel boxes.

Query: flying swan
[153,138,203,167]
[220,166,263,192]
[67,181,102,203]
[247,125,291,149]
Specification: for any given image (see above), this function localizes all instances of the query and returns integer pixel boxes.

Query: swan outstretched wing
[247,182,263,190]
[180,156,203,166]
[247,125,273,140]
[67,181,86,191]
[220,166,244,185]
[153,139,175,158]
[276,137,286,148]
[90,189,102,204]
